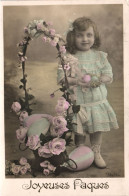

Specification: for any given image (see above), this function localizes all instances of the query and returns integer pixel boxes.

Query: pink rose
[50,40,57,47]
[25,163,31,172]
[59,46,66,54]
[43,168,50,176]
[26,135,41,150]
[64,63,70,70]
[47,164,56,172]
[20,166,28,175]
[38,143,53,158]
[46,21,53,26]
[49,29,55,36]
[37,23,42,30]
[50,126,68,137]
[55,105,65,116]
[11,164,21,175]
[40,160,51,168]
[48,138,66,155]
[42,36,47,42]
[19,111,28,124]
[46,37,51,43]
[50,93,55,98]
[19,157,27,165]
[82,74,91,83]
[24,27,28,33]
[53,37,59,43]
[63,54,78,66]
[16,127,28,143]
[52,116,67,128]
[57,97,70,110]
[40,161,56,172]
[20,56,27,62]
[11,102,21,113]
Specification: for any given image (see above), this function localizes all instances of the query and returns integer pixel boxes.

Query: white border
[0,1,129,196]
[0,0,127,6]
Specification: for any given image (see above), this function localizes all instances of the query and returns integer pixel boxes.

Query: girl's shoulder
[92,50,109,68]
[94,50,108,59]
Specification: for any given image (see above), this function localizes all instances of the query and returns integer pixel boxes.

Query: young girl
[57,17,119,169]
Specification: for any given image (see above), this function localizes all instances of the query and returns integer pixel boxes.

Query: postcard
[0,0,129,195]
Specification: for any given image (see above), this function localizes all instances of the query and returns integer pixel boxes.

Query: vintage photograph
[4,3,124,180]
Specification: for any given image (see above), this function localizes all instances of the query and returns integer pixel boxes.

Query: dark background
[4,4,124,178]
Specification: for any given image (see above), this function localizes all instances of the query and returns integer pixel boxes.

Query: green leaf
[19,98,25,110]
[19,85,23,89]
[26,108,33,115]
[72,105,80,113]
[40,133,46,141]
[28,94,35,100]
[59,86,67,92]
[20,78,27,84]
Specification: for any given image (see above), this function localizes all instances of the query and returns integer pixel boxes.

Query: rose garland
[17,19,68,114]
[6,20,78,176]
[6,19,99,177]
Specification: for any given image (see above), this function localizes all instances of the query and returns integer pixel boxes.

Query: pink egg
[83,74,91,83]
[68,146,94,171]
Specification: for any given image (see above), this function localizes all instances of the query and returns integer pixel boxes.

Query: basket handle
[19,143,28,151]
[66,158,78,170]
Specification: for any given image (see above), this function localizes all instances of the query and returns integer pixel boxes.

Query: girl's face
[75,26,95,51]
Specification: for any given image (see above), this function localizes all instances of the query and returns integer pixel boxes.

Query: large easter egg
[27,118,50,137]
[68,146,94,171]
[23,114,52,128]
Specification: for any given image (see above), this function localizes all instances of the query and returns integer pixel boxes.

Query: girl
[57,17,119,169]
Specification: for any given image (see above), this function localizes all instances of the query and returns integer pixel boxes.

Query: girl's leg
[90,132,106,169]
[74,133,86,146]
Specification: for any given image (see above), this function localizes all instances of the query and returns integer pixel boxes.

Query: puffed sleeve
[99,51,113,83]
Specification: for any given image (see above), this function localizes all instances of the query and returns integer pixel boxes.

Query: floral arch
[6,20,94,177]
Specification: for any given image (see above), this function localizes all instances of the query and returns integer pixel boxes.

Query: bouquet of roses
[5,157,31,176]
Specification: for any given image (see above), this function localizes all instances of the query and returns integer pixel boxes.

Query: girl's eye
[76,34,82,38]
[87,33,93,37]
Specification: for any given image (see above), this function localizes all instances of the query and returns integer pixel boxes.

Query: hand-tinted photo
[4,4,124,178]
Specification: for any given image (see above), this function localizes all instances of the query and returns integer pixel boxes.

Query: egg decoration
[23,113,52,128]
[82,74,91,83]
[27,118,50,137]
[68,146,94,171]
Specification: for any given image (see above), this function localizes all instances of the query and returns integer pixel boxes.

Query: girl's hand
[78,79,101,88]
[100,75,112,84]
[89,80,102,88]
[78,81,90,88]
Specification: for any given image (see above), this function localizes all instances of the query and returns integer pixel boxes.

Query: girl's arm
[100,75,112,84]
[67,77,78,85]
[99,51,113,84]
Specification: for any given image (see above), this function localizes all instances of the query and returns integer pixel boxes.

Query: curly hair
[66,17,101,54]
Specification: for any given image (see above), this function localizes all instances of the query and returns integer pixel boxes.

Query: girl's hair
[66,17,101,54]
